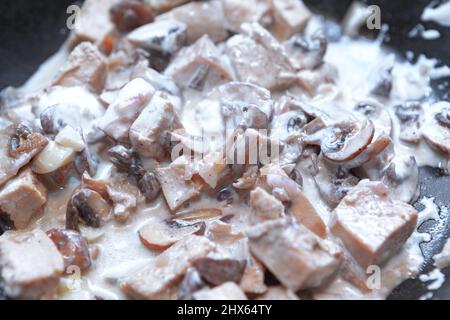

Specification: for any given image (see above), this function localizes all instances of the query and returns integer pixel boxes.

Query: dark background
[0,0,450,300]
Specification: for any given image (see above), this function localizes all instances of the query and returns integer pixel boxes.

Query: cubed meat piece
[156,0,227,43]
[127,20,187,54]
[129,92,182,160]
[271,0,311,40]
[193,282,248,300]
[122,235,215,299]
[330,180,418,269]
[156,164,201,211]
[0,168,47,229]
[53,42,107,94]
[249,187,284,223]
[247,218,342,291]
[0,126,47,187]
[164,35,233,90]
[257,286,299,300]
[222,0,272,33]
[0,229,64,299]
[226,23,295,90]
[106,170,139,221]
[144,0,190,13]
[98,78,155,141]
[69,0,119,47]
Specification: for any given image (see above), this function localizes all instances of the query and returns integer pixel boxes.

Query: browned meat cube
[127,20,187,54]
[0,229,64,299]
[247,218,342,291]
[330,180,418,269]
[129,92,182,160]
[53,42,107,94]
[98,78,155,141]
[0,168,47,229]
[249,187,285,223]
[271,0,311,40]
[164,35,233,90]
[121,235,215,299]
[156,0,227,44]
[156,164,201,211]
[226,23,295,90]
[257,286,299,300]
[222,0,272,33]
[69,0,119,47]
[193,282,248,300]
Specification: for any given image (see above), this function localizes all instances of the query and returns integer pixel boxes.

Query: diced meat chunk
[257,286,299,300]
[98,78,155,141]
[0,229,64,299]
[249,187,284,223]
[330,180,418,269]
[0,126,47,187]
[271,0,311,40]
[156,0,227,43]
[164,35,233,90]
[144,0,190,13]
[221,0,272,33]
[129,92,182,160]
[0,168,47,229]
[193,282,248,300]
[247,218,342,291]
[54,42,107,94]
[128,20,187,54]
[226,23,295,90]
[139,219,205,250]
[156,164,201,211]
[122,235,215,299]
[106,170,139,221]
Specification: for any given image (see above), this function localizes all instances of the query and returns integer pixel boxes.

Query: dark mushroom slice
[192,257,247,286]
[108,145,161,201]
[40,104,81,135]
[66,188,111,231]
[74,146,98,177]
[284,30,327,70]
[394,101,423,144]
[313,159,359,206]
[321,120,375,163]
[110,0,154,33]
[46,228,91,271]
[138,219,205,251]
[381,155,419,203]
[354,99,392,138]
[8,122,48,159]
[422,104,450,155]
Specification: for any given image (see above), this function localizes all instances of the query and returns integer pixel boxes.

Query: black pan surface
[0,0,449,299]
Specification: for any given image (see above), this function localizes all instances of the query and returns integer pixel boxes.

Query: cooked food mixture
[1,0,450,300]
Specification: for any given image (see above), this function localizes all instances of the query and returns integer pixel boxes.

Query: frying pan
[0,0,449,300]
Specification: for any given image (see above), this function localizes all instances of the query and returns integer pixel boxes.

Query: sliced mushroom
[108,145,161,202]
[216,82,273,131]
[381,155,419,203]
[270,110,308,142]
[138,219,205,251]
[193,257,247,286]
[46,228,91,271]
[66,188,111,231]
[8,123,48,159]
[394,101,423,144]
[354,99,392,138]
[320,120,375,163]
[313,158,359,206]
[171,208,222,222]
[422,102,450,155]
[284,30,327,70]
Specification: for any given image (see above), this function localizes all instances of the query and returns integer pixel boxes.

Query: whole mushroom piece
[422,102,450,156]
